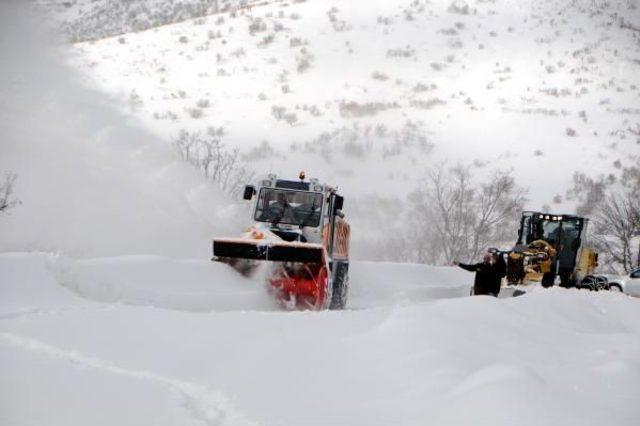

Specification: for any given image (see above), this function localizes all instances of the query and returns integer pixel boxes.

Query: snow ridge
[0,331,257,426]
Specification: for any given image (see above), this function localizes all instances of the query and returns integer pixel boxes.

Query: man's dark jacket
[458,257,506,296]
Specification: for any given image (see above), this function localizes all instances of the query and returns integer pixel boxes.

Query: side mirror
[334,195,344,211]
[243,185,255,200]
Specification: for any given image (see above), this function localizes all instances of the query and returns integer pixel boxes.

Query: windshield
[254,188,323,227]
[539,220,580,247]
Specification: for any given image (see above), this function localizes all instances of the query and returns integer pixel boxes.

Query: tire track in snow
[0,305,112,321]
[0,332,257,426]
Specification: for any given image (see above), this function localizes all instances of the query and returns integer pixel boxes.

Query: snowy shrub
[283,113,298,126]
[413,82,436,92]
[258,33,275,47]
[448,1,471,15]
[242,140,280,161]
[248,18,267,35]
[173,130,253,198]
[338,101,400,118]
[296,53,313,73]
[196,99,211,109]
[448,38,463,49]
[410,98,447,110]
[195,41,210,52]
[0,173,20,214]
[230,48,245,58]
[154,110,178,121]
[185,107,204,119]
[440,28,458,36]
[271,106,297,125]
[289,37,304,47]
[372,71,389,81]
[386,47,415,58]
[205,126,223,137]
[308,105,322,117]
[129,90,143,112]
[565,172,612,216]
[271,106,286,120]
[343,140,366,158]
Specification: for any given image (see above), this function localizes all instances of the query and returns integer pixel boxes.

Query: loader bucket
[213,239,325,264]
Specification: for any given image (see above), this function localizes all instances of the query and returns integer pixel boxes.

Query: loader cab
[517,211,587,284]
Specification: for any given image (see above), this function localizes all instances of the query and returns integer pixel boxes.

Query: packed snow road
[2,252,640,426]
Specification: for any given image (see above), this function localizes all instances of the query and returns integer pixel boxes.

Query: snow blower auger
[212,172,350,310]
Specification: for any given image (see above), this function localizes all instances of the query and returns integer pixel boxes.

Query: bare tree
[0,173,20,214]
[173,130,254,197]
[592,191,640,272]
[566,172,613,216]
[406,165,527,265]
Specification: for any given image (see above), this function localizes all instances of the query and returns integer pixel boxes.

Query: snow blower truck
[212,172,350,310]
[494,211,603,289]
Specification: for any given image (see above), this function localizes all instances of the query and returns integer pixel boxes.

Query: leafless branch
[0,173,20,214]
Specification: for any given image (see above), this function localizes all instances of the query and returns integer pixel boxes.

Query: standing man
[456,252,506,296]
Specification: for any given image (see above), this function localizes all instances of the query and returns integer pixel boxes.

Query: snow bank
[47,255,471,312]
[54,255,278,312]
[2,252,640,425]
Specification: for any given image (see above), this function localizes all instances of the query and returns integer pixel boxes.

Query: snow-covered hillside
[34,0,255,42]
[67,0,640,209]
[2,2,640,425]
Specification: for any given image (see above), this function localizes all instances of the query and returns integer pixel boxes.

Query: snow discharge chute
[212,173,350,310]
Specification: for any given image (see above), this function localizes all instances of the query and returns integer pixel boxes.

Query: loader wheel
[541,272,555,288]
[330,262,349,310]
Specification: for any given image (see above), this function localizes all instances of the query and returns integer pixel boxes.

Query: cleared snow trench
[50,255,473,312]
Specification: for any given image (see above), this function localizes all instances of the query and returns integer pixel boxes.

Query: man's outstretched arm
[457,262,480,272]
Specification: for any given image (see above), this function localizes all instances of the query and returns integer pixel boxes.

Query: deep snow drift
[2,252,640,426]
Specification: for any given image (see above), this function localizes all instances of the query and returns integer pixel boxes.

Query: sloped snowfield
[2,252,640,426]
[69,0,640,207]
